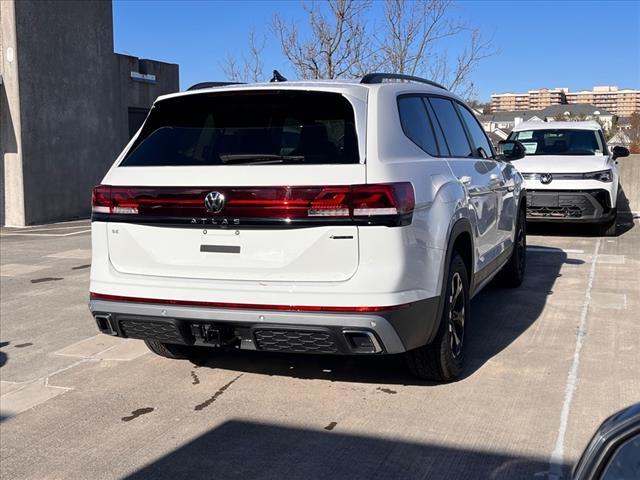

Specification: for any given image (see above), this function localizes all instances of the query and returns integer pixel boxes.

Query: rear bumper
[89,297,440,355]
[526,189,614,223]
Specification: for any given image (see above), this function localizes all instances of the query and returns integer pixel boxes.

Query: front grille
[254,329,339,354]
[526,190,607,219]
[528,205,586,218]
[119,319,185,344]
[558,195,597,216]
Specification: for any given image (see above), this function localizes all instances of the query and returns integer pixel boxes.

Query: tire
[405,253,470,382]
[144,339,202,360]
[497,209,526,288]
[598,212,617,237]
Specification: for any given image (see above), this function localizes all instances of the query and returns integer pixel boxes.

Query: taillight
[91,183,415,227]
[351,183,414,218]
[92,185,141,215]
[91,185,113,214]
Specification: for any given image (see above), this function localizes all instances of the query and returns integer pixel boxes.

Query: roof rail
[360,73,447,90]
[187,81,245,91]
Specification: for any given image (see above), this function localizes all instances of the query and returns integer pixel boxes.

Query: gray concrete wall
[6,0,179,225]
[113,54,180,144]
[618,154,640,215]
[1,0,26,226]
[14,0,120,225]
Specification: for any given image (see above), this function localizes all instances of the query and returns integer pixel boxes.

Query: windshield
[508,129,605,156]
[121,90,359,166]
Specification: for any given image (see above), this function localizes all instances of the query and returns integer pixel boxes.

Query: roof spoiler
[186,81,245,91]
[360,73,447,90]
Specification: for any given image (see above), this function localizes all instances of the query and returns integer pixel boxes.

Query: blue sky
[113,0,640,101]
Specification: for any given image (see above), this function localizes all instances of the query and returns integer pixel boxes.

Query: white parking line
[6,219,89,229]
[0,229,91,237]
[547,238,601,478]
[11,225,90,232]
[46,249,91,260]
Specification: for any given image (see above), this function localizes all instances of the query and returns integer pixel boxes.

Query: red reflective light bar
[89,292,411,313]
[91,183,414,221]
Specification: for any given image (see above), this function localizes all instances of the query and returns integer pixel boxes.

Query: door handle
[458,175,472,186]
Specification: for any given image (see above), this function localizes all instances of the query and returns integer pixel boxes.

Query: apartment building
[490,92,530,112]
[491,85,640,116]
[491,88,567,112]
[565,86,640,117]
[528,88,568,110]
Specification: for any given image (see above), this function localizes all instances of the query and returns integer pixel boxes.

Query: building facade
[565,86,640,117]
[491,85,639,117]
[491,88,567,112]
[528,88,568,110]
[489,92,530,112]
[1,0,179,226]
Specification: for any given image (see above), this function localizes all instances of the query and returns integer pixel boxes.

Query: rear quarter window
[397,96,439,156]
[121,91,360,166]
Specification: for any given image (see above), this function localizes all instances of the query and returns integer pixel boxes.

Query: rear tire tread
[406,253,468,383]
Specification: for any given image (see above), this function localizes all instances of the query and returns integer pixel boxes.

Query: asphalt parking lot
[1,159,639,480]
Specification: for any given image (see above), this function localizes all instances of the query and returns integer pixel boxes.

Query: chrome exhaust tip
[94,314,117,336]
[343,330,383,354]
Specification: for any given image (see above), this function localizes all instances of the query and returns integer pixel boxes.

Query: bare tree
[378,0,461,75]
[273,0,373,79]
[222,29,266,82]
[440,29,495,98]
[230,0,494,98]
[378,0,495,98]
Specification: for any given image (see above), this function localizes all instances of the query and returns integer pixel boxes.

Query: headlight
[583,169,613,182]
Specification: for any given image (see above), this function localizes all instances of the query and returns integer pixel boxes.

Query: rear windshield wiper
[220,154,305,165]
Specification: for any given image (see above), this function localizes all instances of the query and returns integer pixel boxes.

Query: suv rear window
[121,91,359,166]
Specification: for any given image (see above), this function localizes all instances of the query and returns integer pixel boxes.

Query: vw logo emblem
[204,191,225,213]
[540,173,553,185]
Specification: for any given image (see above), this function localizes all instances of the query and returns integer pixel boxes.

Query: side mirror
[572,403,640,480]
[497,140,526,161]
[612,146,629,160]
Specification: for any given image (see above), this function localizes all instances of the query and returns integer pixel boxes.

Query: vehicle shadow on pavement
[190,247,574,385]
[190,348,424,386]
[124,420,558,480]
[464,247,578,378]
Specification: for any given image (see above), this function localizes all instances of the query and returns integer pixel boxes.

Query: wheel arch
[446,218,474,284]
[420,217,474,347]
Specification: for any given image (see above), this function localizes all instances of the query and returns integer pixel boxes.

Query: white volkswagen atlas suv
[507,120,630,236]
[89,73,527,382]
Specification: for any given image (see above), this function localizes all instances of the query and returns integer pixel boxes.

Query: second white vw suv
[507,120,629,235]
[89,73,526,382]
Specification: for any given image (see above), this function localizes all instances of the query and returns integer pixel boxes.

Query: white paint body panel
[108,223,360,282]
[91,81,523,308]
